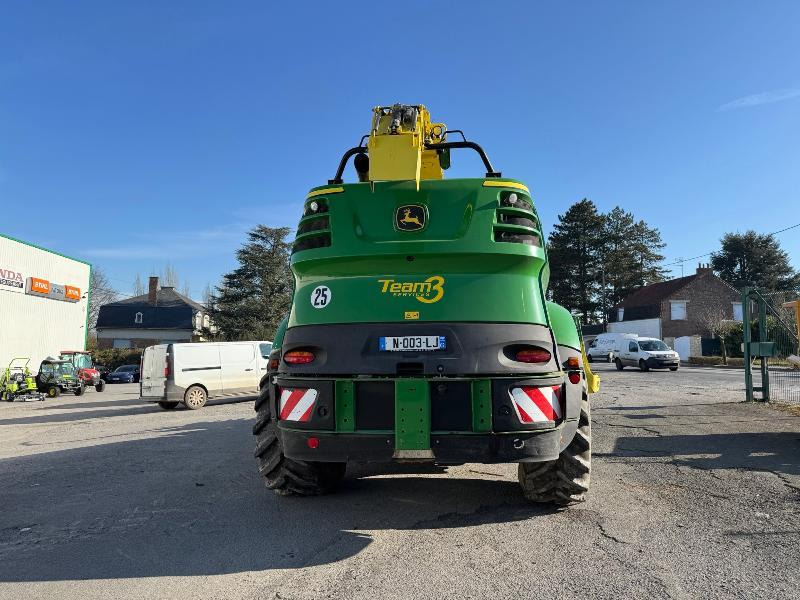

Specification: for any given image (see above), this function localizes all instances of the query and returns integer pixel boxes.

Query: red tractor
[59,351,106,392]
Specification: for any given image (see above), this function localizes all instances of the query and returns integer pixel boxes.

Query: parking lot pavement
[0,372,798,600]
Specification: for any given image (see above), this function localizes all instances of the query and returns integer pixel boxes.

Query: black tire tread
[518,395,591,506]
[253,385,345,496]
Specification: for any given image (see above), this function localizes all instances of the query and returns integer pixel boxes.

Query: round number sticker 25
[311,285,331,309]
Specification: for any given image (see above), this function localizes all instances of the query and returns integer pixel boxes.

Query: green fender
[272,316,289,352]
[546,301,600,393]
[546,301,581,351]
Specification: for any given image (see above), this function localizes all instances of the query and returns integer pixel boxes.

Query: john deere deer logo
[395,204,426,232]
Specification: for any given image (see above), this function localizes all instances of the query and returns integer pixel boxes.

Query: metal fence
[743,287,800,404]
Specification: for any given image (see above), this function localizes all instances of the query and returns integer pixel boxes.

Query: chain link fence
[759,289,799,404]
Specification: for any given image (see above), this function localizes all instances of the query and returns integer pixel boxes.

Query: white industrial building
[0,234,91,370]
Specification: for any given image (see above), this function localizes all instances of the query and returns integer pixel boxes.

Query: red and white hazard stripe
[508,386,562,423]
[278,388,318,422]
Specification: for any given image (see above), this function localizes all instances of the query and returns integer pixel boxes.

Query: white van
[586,333,637,362]
[140,341,272,410]
[615,337,680,372]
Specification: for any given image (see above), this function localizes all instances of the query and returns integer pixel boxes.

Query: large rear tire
[253,385,346,496]
[518,392,591,506]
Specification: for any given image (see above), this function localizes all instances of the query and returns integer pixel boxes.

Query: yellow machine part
[581,343,601,394]
[367,104,445,188]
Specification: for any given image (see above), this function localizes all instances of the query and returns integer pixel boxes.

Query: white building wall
[607,318,662,338]
[0,235,91,369]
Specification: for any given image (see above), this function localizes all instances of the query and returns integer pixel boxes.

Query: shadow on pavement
[0,397,259,426]
[0,417,549,582]
[0,405,164,425]
[612,432,800,476]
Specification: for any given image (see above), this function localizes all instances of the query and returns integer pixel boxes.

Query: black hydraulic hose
[424,141,501,178]
[328,140,502,183]
[329,147,368,184]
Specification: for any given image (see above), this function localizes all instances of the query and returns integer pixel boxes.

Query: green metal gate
[742,287,800,403]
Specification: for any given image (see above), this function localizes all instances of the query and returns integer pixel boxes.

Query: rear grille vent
[494,191,542,247]
[297,215,329,235]
[293,213,331,254]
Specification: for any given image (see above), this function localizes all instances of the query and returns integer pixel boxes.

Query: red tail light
[568,372,581,385]
[164,356,170,378]
[284,350,315,365]
[515,347,551,363]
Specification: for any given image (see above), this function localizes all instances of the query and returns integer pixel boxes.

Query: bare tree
[202,283,212,308]
[161,264,179,288]
[695,305,737,365]
[182,280,191,298]
[89,266,119,331]
[133,273,145,296]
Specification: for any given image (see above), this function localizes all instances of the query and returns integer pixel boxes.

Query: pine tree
[598,207,667,318]
[711,231,798,290]
[599,207,636,310]
[547,199,605,321]
[209,225,293,340]
[628,219,667,286]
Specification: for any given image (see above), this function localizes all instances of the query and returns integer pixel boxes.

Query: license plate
[379,335,445,351]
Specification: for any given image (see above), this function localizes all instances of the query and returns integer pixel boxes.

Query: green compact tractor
[36,358,85,397]
[254,104,600,505]
[1,358,45,402]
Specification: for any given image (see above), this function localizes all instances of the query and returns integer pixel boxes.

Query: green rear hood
[289,179,550,327]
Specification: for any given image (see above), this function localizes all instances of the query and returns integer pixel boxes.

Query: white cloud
[719,87,800,111]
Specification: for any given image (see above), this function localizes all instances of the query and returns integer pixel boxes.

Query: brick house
[96,277,212,349]
[607,266,741,357]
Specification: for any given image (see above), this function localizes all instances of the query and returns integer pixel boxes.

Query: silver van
[140,341,272,410]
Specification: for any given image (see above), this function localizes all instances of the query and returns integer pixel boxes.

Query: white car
[615,337,680,372]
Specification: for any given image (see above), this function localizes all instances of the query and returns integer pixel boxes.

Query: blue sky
[1,1,798,299]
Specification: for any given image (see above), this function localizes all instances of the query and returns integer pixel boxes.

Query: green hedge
[688,356,745,367]
[92,348,143,371]
[689,356,724,366]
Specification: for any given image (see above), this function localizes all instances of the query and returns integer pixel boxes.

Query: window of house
[195,313,203,330]
[113,339,132,349]
[732,302,743,321]
[617,308,624,322]
[134,312,143,324]
[670,301,687,320]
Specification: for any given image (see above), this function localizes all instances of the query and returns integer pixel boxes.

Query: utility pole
[601,268,607,331]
